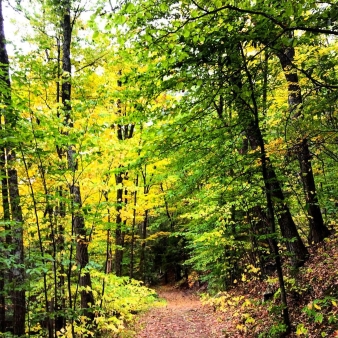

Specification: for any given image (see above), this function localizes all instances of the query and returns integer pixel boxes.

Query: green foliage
[258,321,288,338]
[303,297,338,327]
[1,0,338,336]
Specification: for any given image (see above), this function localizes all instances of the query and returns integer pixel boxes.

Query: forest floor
[130,285,229,338]
[124,232,338,337]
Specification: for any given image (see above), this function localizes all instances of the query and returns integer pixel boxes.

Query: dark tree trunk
[114,75,135,276]
[277,46,330,244]
[297,138,330,243]
[54,33,66,335]
[0,149,10,332]
[7,156,26,336]
[0,277,4,332]
[103,191,113,274]
[61,0,94,319]
[259,146,291,335]
[229,46,308,266]
[139,209,148,282]
[160,183,175,229]
[266,159,308,266]
[240,45,291,333]
[140,167,151,282]
[0,1,26,334]
[115,171,124,277]
[72,186,95,317]
[106,237,113,274]
[61,2,72,123]
[130,176,138,278]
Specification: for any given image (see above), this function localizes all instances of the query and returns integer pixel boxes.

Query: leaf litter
[133,286,228,337]
[127,233,338,337]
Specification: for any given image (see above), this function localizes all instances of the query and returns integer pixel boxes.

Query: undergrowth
[201,233,338,337]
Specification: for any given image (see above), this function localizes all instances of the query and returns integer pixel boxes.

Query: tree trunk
[7,155,26,336]
[115,171,124,277]
[72,186,94,314]
[61,0,94,319]
[0,1,26,334]
[259,144,291,334]
[277,46,330,244]
[241,45,291,333]
[0,276,4,332]
[114,74,135,276]
[0,149,10,332]
[140,167,151,282]
[229,46,308,266]
[139,209,148,282]
[130,175,138,278]
[266,159,308,266]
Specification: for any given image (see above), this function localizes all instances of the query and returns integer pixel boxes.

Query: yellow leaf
[245,316,255,324]
[236,324,246,332]
[332,300,337,307]
[296,323,308,335]
[314,303,321,310]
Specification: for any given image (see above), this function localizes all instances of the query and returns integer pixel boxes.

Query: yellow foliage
[146,231,171,241]
[314,303,321,310]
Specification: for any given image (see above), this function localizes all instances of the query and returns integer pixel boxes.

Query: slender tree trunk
[160,183,175,229]
[53,34,66,335]
[140,166,151,282]
[114,74,135,276]
[266,160,308,266]
[115,171,124,277]
[106,234,113,274]
[0,150,20,335]
[130,175,138,278]
[72,186,94,315]
[0,149,9,332]
[258,131,291,335]
[61,0,94,319]
[0,276,4,332]
[7,154,26,336]
[0,1,26,334]
[139,209,148,282]
[103,191,113,274]
[240,45,291,333]
[277,46,330,244]
[229,45,308,266]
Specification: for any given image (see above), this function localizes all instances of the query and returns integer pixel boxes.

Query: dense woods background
[0,0,337,336]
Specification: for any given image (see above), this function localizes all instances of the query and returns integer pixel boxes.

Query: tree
[114,72,135,276]
[276,44,331,244]
[113,0,309,268]
[58,0,95,321]
[0,0,25,334]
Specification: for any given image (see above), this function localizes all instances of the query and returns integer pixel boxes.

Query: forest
[0,0,337,337]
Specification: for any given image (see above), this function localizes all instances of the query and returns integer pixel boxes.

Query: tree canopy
[0,0,337,336]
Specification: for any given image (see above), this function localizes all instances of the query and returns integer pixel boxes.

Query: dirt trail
[134,286,228,338]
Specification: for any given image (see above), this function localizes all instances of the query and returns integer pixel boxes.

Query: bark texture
[277,46,330,244]
[61,0,94,318]
[230,46,308,266]
[114,77,135,276]
[0,1,26,334]
[115,171,125,277]
[0,150,10,332]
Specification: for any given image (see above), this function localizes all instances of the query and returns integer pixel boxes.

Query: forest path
[133,286,228,338]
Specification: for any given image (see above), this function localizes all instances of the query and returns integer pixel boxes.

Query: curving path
[135,286,228,338]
